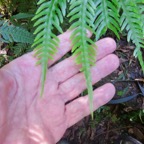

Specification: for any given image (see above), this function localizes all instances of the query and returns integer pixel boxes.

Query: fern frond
[137,50,144,72]
[94,0,120,40]
[120,0,144,71]
[68,0,96,118]
[0,20,34,44]
[32,0,67,96]
[11,43,32,57]
[134,0,144,71]
[135,0,144,36]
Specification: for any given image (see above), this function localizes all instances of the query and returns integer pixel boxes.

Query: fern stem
[81,0,94,119]
[69,0,96,119]
[40,0,56,96]
[33,0,66,96]
[80,0,93,119]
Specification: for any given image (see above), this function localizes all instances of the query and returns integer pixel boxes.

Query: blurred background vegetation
[0,0,37,67]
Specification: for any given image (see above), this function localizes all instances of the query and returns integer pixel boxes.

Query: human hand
[0,31,119,144]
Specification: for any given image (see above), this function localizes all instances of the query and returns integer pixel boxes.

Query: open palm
[0,31,119,144]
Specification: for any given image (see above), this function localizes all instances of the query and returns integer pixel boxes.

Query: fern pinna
[68,0,96,118]
[0,20,34,44]
[95,0,120,40]
[120,0,144,71]
[32,0,67,95]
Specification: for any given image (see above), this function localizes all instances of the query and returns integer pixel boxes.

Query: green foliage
[10,12,35,32]
[95,0,120,40]
[0,0,36,67]
[136,0,144,36]
[68,0,96,119]
[0,19,34,44]
[10,43,33,57]
[117,86,129,97]
[0,0,37,15]
[120,0,144,71]
[32,0,144,116]
[32,0,67,96]
[11,13,34,20]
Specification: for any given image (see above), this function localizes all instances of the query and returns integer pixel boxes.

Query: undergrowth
[0,0,36,64]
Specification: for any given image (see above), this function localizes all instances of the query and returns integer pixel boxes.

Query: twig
[95,126,133,138]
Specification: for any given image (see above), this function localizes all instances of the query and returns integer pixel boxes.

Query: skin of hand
[0,30,119,144]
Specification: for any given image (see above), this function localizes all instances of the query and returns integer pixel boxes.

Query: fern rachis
[32,0,66,95]
[95,0,120,40]
[68,0,96,118]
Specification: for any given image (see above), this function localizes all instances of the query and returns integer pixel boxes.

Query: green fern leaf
[120,0,144,71]
[68,0,96,119]
[137,51,144,72]
[134,0,144,71]
[32,0,67,96]
[0,20,34,44]
[94,0,120,40]
[135,0,144,36]
[11,13,34,20]
[11,43,32,57]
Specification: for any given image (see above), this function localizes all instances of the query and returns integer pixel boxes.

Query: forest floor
[58,37,144,144]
